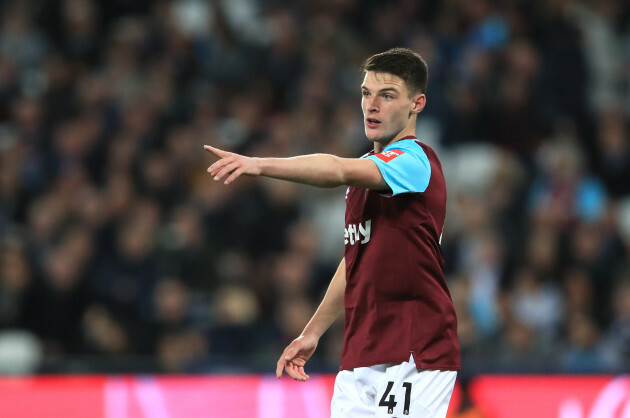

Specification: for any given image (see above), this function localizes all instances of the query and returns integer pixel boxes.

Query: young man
[205,47,460,417]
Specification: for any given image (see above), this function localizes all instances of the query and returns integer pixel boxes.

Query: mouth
[366,118,381,128]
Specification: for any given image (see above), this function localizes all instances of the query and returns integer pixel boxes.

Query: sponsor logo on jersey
[376,149,404,163]
[344,220,371,245]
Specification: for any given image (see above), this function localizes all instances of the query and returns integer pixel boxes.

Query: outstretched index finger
[203,145,230,159]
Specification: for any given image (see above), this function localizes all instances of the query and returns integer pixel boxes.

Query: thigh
[331,369,376,418]
[374,362,457,418]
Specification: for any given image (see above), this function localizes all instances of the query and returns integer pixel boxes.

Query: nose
[366,96,379,113]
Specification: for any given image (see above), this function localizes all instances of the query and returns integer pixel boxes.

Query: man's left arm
[204,145,387,190]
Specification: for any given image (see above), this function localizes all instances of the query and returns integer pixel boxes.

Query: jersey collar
[370,136,418,155]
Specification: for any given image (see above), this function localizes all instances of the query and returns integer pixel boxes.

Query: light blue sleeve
[365,140,431,195]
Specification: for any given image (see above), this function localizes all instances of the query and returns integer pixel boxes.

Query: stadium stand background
[0,0,629,379]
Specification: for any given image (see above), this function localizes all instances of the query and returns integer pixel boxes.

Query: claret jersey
[341,136,460,371]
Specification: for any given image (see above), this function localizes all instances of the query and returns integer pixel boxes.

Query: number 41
[379,381,412,415]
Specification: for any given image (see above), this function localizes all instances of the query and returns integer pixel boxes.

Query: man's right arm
[204,145,387,190]
[276,258,346,381]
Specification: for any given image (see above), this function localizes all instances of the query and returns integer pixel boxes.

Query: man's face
[361,71,422,146]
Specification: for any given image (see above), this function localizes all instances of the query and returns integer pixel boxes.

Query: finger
[224,167,245,184]
[284,362,298,379]
[213,161,240,182]
[276,346,293,378]
[295,364,308,381]
[207,158,230,175]
[285,363,304,381]
[290,357,306,367]
[203,145,230,158]
[276,359,285,379]
[298,365,310,381]
[288,362,308,381]
[209,155,237,174]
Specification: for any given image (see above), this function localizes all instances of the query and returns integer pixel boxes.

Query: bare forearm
[301,258,346,339]
[257,154,347,188]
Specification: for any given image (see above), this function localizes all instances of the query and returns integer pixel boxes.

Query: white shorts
[330,355,457,418]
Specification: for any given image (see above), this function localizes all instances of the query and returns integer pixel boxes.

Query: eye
[362,91,370,97]
[384,94,393,100]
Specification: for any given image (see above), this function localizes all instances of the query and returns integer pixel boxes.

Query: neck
[373,129,417,153]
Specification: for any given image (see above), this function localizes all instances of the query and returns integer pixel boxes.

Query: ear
[411,94,426,114]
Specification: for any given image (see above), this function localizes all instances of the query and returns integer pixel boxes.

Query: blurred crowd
[0,0,629,375]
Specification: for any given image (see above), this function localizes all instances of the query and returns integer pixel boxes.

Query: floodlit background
[0,0,629,416]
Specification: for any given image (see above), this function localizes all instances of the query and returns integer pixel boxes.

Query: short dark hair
[362,47,428,95]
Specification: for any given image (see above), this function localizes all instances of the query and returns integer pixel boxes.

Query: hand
[204,145,261,184]
[276,334,318,381]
